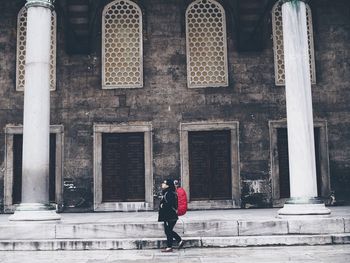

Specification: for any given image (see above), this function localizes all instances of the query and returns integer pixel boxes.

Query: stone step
[0,218,350,240]
[1,208,349,251]
[1,217,348,240]
[0,234,349,251]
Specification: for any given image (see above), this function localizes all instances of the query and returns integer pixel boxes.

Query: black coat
[158,189,178,222]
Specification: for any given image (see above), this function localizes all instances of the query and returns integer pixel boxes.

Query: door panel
[189,130,232,201]
[277,129,290,198]
[189,132,210,200]
[210,131,231,200]
[102,133,145,202]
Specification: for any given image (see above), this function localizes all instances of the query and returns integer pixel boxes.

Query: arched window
[16,6,57,91]
[102,0,143,89]
[272,0,316,86]
[186,0,228,88]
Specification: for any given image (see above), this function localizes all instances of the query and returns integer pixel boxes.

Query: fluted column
[278,0,330,217]
[9,0,60,221]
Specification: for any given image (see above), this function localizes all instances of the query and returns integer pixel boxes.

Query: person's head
[161,179,175,191]
[174,180,180,188]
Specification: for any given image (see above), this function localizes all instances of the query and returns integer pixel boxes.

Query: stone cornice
[26,0,55,10]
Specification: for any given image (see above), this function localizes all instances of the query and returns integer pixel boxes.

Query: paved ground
[0,245,349,263]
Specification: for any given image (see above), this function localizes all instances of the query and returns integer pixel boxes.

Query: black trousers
[163,220,181,248]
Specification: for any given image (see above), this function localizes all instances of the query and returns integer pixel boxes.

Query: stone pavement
[0,245,349,263]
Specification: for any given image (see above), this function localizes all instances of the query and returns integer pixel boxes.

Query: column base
[9,203,61,221]
[277,198,331,218]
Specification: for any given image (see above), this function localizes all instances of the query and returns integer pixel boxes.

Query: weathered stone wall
[0,0,349,212]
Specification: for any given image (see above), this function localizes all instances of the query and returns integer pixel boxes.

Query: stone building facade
[0,0,349,213]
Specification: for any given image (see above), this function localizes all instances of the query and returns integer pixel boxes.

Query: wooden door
[188,130,232,201]
[102,133,145,202]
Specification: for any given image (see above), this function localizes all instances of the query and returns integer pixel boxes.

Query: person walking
[158,179,185,252]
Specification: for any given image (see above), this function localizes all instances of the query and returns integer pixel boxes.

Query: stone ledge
[201,235,333,247]
[180,220,238,237]
[0,224,56,240]
[344,218,350,233]
[55,223,165,239]
[0,234,349,251]
[55,220,238,239]
[332,234,350,244]
[238,220,288,236]
[288,218,345,234]
[1,217,347,240]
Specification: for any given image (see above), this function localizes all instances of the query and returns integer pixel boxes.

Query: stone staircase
[0,208,349,251]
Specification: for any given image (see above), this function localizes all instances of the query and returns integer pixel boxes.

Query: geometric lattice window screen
[16,7,57,91]
[102,0,143,89]
[272,0,316,86]
[186,0,228,88]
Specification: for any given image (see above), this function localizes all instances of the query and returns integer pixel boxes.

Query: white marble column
[278,0,330,216]
[9,0,60,221]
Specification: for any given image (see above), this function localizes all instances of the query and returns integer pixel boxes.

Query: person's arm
[163,192,176,211]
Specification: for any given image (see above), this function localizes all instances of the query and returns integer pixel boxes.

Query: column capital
[26,0,55,10]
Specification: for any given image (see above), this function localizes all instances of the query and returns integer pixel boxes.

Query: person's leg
[163,221,173,248]
[168,220,181,243]
[168,220,185,249]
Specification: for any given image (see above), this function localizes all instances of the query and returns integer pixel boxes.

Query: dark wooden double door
[189,130,232,201]
[102,133,145,202]
[277,128,322,198]
[13,134,56,204]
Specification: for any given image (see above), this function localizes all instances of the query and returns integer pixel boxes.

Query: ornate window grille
[272,0,316,86]
[102,0,143,89]
[186,0,228,88]
[16,6,57,91]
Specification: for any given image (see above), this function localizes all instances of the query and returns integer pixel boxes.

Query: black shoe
[178,240,185,249]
